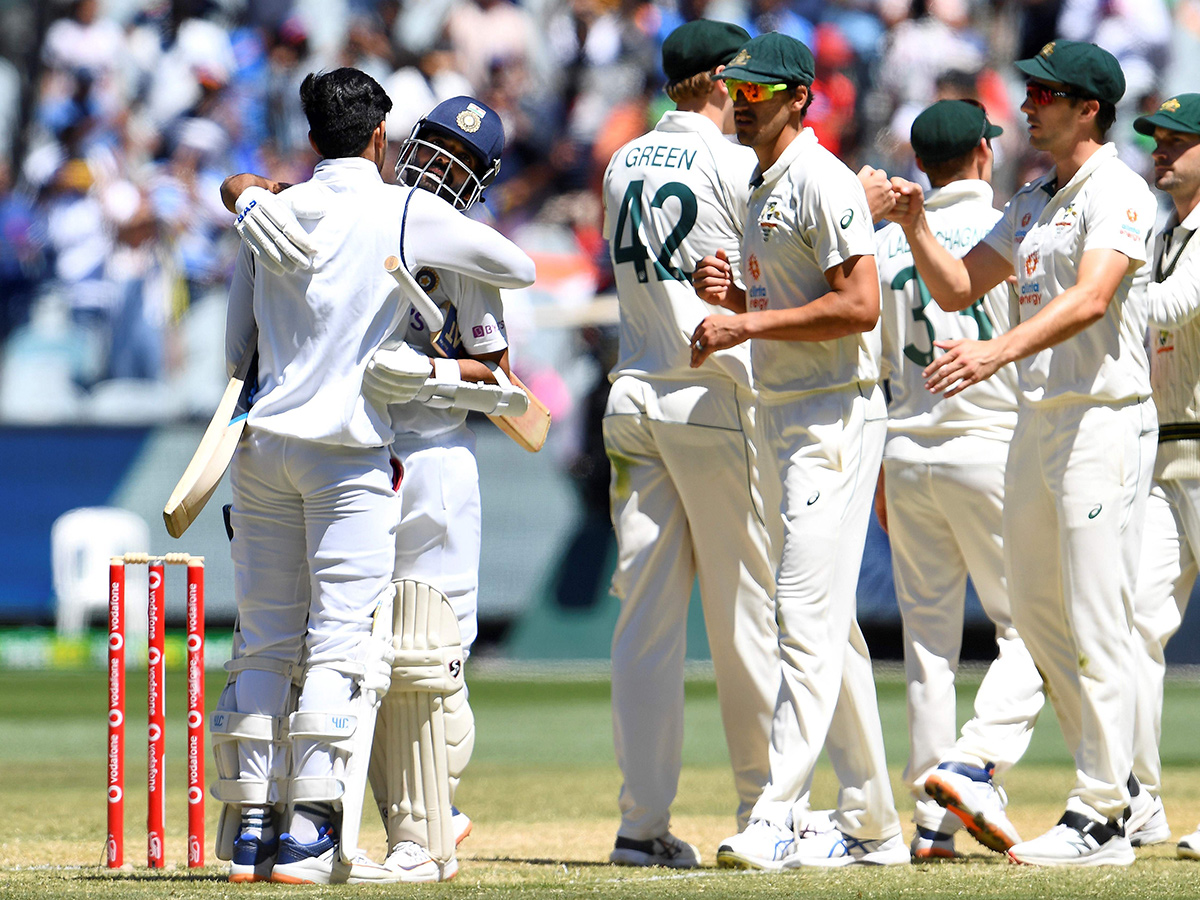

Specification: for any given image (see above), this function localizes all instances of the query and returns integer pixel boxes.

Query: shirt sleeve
[224,244,256,377]
[1081,172,1155,264]
[1147,236,1200,328]
[804,166,875,273]
[981,196,1018,263]
[400,189,536,288]
[454,273,509,356]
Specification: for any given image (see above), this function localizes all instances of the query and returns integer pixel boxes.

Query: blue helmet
[395,96,504,211]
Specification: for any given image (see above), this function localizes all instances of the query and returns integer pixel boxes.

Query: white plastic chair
[51,507,150,638]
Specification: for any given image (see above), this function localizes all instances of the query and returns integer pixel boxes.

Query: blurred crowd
[0,0,1197,422]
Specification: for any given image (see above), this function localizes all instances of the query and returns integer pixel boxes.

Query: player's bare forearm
[458,348,509,384]
[220,173,289,213]
[737,254,879,342]
[922,251,1130,397]
[874,467,888,534]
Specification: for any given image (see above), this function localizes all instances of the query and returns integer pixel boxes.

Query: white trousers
[228,428,400,787]
[884,455,1044,834]
[751,385,900,841]
[606,377,779,839]
[1004,399,1156,822]
[1132,475,1198,797]
[392,431,481,654]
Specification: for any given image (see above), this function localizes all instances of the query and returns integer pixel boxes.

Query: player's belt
[1158,423,1200,443]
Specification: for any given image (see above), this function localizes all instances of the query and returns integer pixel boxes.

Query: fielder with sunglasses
[888,40,1157,866]
[690,31,906,869]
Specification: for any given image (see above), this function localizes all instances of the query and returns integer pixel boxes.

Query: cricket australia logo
[759,199,783,242]
[1024,250,1039,277]
[748,253,760,280]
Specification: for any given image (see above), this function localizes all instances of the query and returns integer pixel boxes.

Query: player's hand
[873,469,888,534]
[689,313,748,367]
[363,342,434,406]
[922,338,1003,397]
[693,248,734,307]
[885,177,926,230]
[858,165,895,223]
[235,186,318,274]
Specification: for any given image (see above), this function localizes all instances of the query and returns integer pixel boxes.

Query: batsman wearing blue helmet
[220,92,535,884]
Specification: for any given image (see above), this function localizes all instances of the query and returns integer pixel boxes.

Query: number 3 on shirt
[612,180,697,284]
[892,264,993,366]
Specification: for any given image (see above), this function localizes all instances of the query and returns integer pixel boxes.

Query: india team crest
[455,103,487,133]
[416,267,440,293]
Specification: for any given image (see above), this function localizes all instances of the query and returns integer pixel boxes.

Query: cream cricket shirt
[741,128,879,401]
[876,180,1017,463]
[1147,201,1200,479]
[602,110,758,402]
[982,143,1156,406]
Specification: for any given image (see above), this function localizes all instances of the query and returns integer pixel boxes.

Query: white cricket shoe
[270,827,399,884]
[785,829,909,868]
[795,808,836,836]
[609,833,700,868]
[384,840,458,882]
[910,827,958,861]
[1178,826,1200,860]
[924,761,1020,853]
[1007,812,1134,867]
[452,806,473,846]
[716,818,796,871]
[1125,785,1171,846]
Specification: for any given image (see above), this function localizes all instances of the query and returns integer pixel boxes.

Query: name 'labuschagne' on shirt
[624,145,697,170]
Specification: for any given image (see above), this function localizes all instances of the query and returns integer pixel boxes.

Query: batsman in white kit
[874,100,1044,861]
[210,71,535,885]
[895,41,1158,866]
[690,33,907,869]
[600,20,781,867]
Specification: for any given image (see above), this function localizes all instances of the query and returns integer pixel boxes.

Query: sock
[239,806,273,841]
[290,802,333,844]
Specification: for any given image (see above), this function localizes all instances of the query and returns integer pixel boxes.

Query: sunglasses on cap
[726,79,793,102]
[1025,82,1087,106]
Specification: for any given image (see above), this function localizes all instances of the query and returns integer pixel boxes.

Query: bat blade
[492,370,550,452]
[162,340,257,538]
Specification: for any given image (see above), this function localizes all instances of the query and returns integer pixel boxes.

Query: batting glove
[234,186,318,274]
[363,342,435,406]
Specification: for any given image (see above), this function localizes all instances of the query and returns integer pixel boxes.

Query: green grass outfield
[2,666,1200,899]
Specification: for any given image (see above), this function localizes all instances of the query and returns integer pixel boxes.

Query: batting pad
[368,579,465,863]
[288,586,395,862]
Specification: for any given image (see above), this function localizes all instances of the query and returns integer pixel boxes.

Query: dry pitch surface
[2,667,1199,899]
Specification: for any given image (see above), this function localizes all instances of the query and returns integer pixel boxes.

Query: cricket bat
[383,256,550,452]
[162,338,257,538]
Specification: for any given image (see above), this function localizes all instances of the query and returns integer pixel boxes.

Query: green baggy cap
[1134,94,1200,137]
[1015,40,1125,105]
[911,99,1004,163]
[662,20,751,83]
[716,32,815,87]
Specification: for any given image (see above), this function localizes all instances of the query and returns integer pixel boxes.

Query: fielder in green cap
[1128,91,1200,862]
[877,97,1047,864]
[888,28,1159,871]
[600,17,781,871]
[690,28,908,873]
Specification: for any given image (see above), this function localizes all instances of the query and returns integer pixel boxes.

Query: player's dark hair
[1069,95,1117,140]
[300,68,392,159]
[920,148,976,185]
[799,83,814,120]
